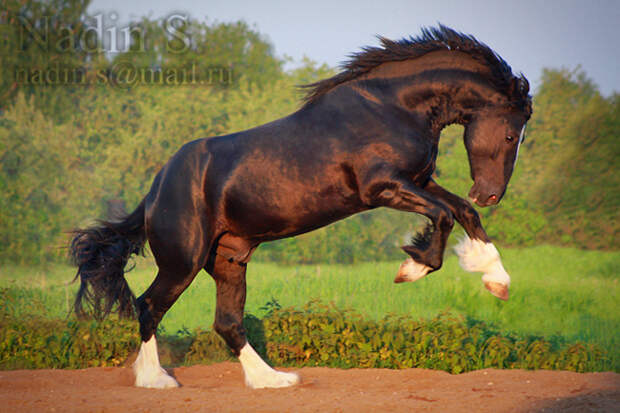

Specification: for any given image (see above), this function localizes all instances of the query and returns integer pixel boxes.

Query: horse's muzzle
[468,184,501,207]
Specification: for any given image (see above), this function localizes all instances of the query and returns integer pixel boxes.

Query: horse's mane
[302,24,530,107]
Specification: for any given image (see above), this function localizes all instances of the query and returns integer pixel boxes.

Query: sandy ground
[0,363,618,412]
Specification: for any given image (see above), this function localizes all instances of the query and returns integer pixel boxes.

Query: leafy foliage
[187,301,608,373]
[0,0,101,115]
[0,290,609,372]
[515,69,620,248]
[0,316,139,369]
[0,287,139,369]
[0,94,81,263]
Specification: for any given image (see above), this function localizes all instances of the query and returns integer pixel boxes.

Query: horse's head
[463,78,532,207]
[464,108,528,206]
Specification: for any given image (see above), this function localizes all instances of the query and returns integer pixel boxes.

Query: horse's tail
[69,199,147,320]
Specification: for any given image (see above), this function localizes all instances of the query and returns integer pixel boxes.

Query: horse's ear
[520,76,530,95]
[508,78,519,98]
[509,76,529,100]
[511,76,532,118]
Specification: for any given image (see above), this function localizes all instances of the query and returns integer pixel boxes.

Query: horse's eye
[505,135,514,143]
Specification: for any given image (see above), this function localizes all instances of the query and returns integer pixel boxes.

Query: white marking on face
[454,236,511,286]
[513,123,527,170]
[239,341,300,389]
[134,335,179,388]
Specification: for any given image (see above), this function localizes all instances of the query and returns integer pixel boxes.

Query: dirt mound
[0,363,618,412]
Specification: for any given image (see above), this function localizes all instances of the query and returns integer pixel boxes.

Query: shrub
[0,298,609,373]
[187,301,609,373]
[0,315,139,369]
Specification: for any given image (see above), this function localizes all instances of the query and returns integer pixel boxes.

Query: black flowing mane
[302,24,530,107]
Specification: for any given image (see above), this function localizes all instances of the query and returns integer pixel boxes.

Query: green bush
[187,301,609,373]
[0,287,611,373]
[184,329,234,365]
[0,315,139,369]
[0,287,139,369]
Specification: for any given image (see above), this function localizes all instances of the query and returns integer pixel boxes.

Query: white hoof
[135,368,180,389]
[246,369,300,389]
[239,342,300,389]
[133,336,180,389]
[394,257,432,283]
[484,281,509,301]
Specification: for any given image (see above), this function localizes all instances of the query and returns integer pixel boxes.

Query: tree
[0,0,103,118]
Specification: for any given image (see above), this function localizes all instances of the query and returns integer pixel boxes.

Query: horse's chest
[411,148,437,186]
[416,159,435,183]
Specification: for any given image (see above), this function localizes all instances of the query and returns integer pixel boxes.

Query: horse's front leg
[363,176,455,282]
[423,179,510,300]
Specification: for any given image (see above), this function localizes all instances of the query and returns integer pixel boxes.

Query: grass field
[1,245,618,370]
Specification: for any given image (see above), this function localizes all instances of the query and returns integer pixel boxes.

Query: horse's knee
[213,313,246,355]
[436,208,454,233]
[402,244,443,270]
[457,207,490,242]
[137,266,202,342]
[211,257,248,355]
[423,249,444,270]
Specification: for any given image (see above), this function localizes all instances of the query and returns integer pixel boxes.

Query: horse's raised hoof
[394,257,432,283]
[484,281,509,301]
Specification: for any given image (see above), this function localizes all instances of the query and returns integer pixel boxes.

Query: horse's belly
[223,182,361,240]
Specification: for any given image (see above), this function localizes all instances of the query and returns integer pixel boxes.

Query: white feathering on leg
[133,335,179,389]
[454,236,511,287]
[239,342,299,389]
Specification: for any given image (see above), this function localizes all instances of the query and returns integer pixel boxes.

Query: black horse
[71,25,531,389]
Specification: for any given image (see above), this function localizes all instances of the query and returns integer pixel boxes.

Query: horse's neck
[352,53,506,135]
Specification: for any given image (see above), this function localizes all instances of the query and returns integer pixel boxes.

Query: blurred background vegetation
[0,0,618,265]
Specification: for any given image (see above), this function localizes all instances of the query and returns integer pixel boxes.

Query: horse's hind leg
[133,266,200,388]
[210,254,299,389]
[133,228,207,388]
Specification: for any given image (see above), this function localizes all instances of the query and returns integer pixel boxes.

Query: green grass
[1,245,618,370]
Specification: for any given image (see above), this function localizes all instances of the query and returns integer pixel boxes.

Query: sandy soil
[0,363,618,412]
